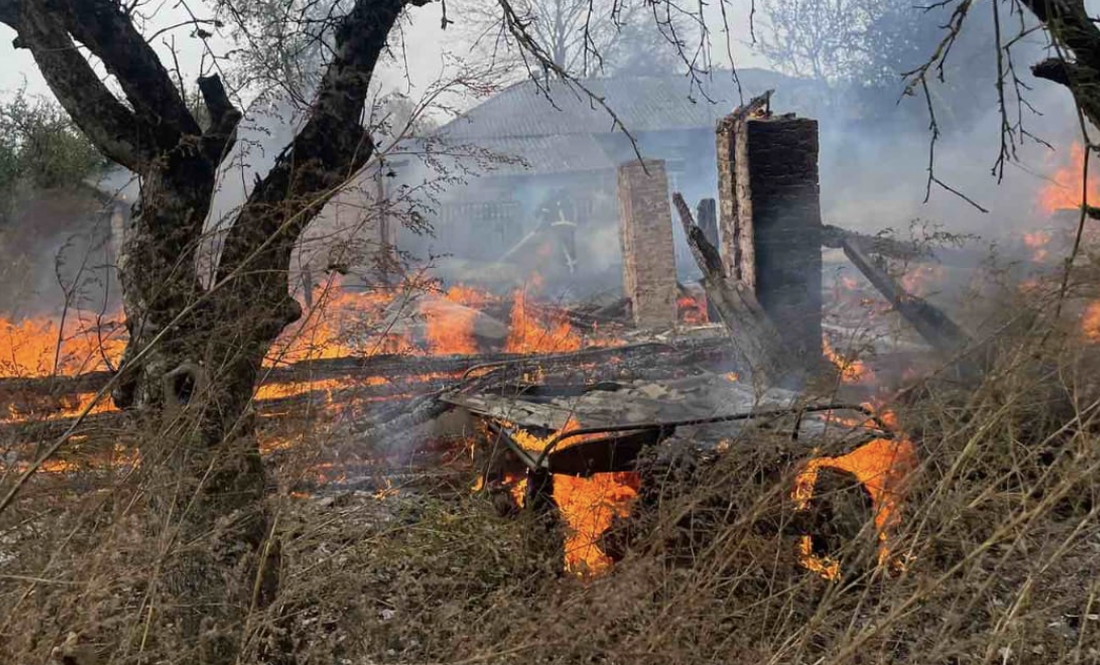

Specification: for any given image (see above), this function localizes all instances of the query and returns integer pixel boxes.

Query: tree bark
[1,0,415,660]
[1020,0,1100,131]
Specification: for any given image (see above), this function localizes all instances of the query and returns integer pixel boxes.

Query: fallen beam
[672,192,803,387]
[836,234,982,380]
[821,224,987,269]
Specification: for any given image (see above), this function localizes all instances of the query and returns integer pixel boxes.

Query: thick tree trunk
[1,0,414,660]
[109,155,297,662]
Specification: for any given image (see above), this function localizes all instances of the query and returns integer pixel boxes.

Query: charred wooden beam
[837,234,982,380]
[672,192,803,387]
[822,224,987,269]
[695,198,721,323]
[821,225,928,262]
[0,337,738,446]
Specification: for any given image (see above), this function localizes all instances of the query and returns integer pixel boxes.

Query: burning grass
[6,274,1100,664]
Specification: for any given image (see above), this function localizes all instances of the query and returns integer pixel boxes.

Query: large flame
[0,314,125,378]
[497,417,640,576]
[792,408,917,580]
[1037,141,1100,216]
[553,472,640,575]
[504,282,583,354]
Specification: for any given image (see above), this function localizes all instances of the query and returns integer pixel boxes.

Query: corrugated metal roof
[462,134,616,174]
[435,68,819,140]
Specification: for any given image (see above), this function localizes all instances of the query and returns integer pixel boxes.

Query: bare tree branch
[196,73,242,162]
[55,0,201,147]
[3,4,155,169]
[216,0,410,316]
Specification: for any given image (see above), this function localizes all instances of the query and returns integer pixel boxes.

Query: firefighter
[534,188,578,274]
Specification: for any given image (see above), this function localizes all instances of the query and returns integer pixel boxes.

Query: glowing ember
[1082,301,1100,341]
[792,414,917,580]
[505,416,606,452]
[677,294,708,325]
[1,390,118,424]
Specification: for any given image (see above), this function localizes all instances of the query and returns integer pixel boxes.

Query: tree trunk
[110,159,298,662]
[1,0,416,660]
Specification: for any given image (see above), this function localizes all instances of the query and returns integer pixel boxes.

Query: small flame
[1022,230,1053,263]
[899,264,945,298]
[822,338,874,385]
[677,294,708,325]
[1082,301,1100,341]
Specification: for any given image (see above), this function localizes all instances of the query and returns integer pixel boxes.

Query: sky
[0,0,1090,244]
[0,1,764,104]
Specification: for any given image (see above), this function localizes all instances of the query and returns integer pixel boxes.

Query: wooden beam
[672,192,803,387]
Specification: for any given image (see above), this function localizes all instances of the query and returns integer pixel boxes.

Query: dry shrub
[4,299,1100,665]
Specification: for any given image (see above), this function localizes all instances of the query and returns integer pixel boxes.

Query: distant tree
[456,0,695,78]
[757,0,875,85]
[758,0,1002,129]
[0,91,106,223]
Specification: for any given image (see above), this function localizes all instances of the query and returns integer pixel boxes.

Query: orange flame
[793,409,917,580]
[1037,141,1100,216]
[1082,301,1100,341]
[677,294,708,325]
[497,417,640,575]
[553,472,640,575]
[1022,230,1053,263]
[0,314,125,378]
[822,338,874,385]
[504,284,582,354]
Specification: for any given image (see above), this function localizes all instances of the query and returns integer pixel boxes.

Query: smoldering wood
[671,192,803,387]
[0,337,730,406]
[526,300,630,331]
[695,198,721,322]
[0,336,740,449]
[445,369,890,477]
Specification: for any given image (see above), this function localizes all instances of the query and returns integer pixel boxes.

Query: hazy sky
[0,1,763,103]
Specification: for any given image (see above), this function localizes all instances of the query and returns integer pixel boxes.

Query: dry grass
[3,291,1100,665]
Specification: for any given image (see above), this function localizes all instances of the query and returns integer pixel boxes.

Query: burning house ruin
[4,69,1089,584]
[0,87,957,580]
